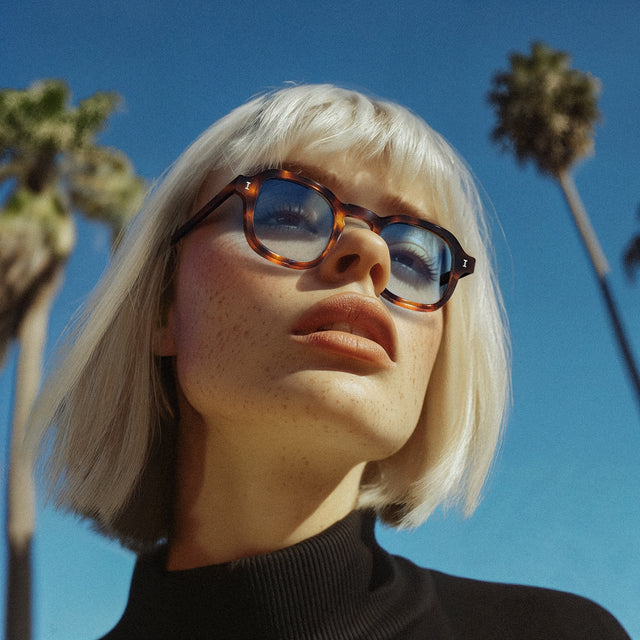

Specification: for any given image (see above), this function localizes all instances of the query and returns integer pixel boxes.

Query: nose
[315,222,391,297]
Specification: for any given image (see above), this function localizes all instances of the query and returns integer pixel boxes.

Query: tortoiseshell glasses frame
[171,169,476,311]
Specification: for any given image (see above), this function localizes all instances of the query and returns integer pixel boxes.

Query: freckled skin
[169,201,440,461]
[157,156,444,567]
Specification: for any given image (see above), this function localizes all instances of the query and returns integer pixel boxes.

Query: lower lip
[291,331,394,368]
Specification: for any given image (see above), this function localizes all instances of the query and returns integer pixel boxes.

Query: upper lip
[291,292,397,362]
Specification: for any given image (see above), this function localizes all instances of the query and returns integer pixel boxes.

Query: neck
[166,410,366,570]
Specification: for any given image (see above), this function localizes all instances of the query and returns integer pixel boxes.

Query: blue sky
[1,1,639,638]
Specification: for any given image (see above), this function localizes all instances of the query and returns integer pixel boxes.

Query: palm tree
[0,79,145,640]
[488,41,640,409]
[623,205,640,281]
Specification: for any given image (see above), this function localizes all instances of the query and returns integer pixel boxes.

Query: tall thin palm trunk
[6,273,60,640]
[1,80,145,639]
[557,171,640,408]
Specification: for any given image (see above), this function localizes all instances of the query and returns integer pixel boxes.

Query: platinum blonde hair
[28,85,510,550]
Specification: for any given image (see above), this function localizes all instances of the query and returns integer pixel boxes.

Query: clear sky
[1,1,639,638]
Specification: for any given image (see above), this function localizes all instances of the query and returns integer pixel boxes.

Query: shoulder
[424,568,630,640]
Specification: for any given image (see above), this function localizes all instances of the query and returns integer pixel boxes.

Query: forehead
[281,157,443,225]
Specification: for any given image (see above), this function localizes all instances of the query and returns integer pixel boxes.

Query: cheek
[169,231,294,416]
[365,313,443,460]
[174,226,256,335]
[170,241,255,398]
[398,313,443,410]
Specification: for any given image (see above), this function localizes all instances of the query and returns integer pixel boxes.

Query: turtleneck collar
[102,509,453,639]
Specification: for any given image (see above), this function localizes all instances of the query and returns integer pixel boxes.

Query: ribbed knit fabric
[99,510,630,640]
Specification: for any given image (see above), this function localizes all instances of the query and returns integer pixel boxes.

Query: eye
[254,180,332,239]
[381,223,453,302]
[255,201,322,237]
[388,242,440,285]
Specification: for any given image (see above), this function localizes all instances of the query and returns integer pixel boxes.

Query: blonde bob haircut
[29,84,510,551]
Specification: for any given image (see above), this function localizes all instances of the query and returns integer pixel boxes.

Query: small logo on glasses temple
[462,259,468,268]
[245,181,251,191]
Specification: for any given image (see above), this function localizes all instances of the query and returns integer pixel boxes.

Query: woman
[29,85,629,639]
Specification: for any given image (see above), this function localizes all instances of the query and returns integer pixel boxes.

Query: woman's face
[158,156,444,472]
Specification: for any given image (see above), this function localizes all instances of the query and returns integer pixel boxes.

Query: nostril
[336,254,360,273]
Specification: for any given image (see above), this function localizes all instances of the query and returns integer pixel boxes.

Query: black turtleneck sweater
[100,511,630,639]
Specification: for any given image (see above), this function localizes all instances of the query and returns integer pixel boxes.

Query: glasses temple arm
[170,185,237,245]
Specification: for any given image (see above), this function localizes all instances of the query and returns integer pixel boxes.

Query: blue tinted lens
[381,223,452,305]
[253,179,334,262]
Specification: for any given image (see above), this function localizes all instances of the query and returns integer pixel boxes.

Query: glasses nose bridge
[317,201,391,299]
[340,202,382,235]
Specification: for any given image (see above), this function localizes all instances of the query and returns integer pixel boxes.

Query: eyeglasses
[171,169,475,311]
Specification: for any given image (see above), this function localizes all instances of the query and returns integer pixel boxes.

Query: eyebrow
[281,161,428,221]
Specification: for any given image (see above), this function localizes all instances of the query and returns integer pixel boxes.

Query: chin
[320,409,417,468]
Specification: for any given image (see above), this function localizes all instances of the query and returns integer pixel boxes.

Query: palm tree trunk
[557,170,640,410]
[5,272,60,640]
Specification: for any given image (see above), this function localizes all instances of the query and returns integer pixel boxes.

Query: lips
[291,293,397,366]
